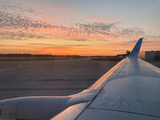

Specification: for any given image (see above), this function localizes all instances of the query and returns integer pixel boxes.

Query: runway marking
[0,65,22,73]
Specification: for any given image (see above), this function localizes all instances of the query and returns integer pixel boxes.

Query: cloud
[27,43,89,48]
[143,41,154,43]
[77,22,113,31]
[113,27,146,38]
[76,22,119,35]
[0,30,47,40]
[95,39,109,41]
[43,46,72,50]
[127,40,154,43]
[0,1,155,42]
[0,2,35,13]
[71,45,88,46]
[27,43,53,46]
[71,38,87,41]
[148,36,160,39]
[0,8,119,41]
[0,10,56,31]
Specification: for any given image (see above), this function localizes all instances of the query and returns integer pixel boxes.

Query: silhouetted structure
[126,50,130,56]
[145,51,160,60]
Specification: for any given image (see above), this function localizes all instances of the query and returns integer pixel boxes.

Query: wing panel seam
[88,108,160,118]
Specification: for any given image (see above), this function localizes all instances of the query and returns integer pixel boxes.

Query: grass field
[0,56,84,61]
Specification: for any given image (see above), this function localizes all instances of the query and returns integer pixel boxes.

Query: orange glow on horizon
[1,40,159,56]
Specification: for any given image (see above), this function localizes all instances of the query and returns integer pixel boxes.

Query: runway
[0,59,118,100]
[0,59,159,100]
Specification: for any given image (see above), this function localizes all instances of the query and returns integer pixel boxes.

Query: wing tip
[128,38,143,58]
[139,37,143,41]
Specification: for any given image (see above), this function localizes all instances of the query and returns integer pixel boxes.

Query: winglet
[128,38,143,58]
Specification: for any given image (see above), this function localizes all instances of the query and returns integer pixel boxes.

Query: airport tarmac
[0,59,118,100]
[0,59,159,100]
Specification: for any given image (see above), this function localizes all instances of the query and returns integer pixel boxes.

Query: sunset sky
[0,0,160,55]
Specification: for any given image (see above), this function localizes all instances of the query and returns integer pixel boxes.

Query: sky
[0,0,160,56]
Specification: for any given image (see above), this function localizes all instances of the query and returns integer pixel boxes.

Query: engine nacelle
[0,96,71,120]
[0,89,98,120]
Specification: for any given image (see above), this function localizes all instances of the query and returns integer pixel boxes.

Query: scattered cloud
[0,1,158,43]
[143,40,154,43]
[113,27,146,38]
[71,45,88,46]
[126,39,154,43]
[0,7,148,42]
[77,22,119,31]
[95,39,110,41]
[27,43,89,48]
[0,2,35,13]
[0,30,47,40]
[27,43,53,46]
[71,38,87,41]
[148,35,160,39]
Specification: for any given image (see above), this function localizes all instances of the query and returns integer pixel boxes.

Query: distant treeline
[0,54,123,58]
[0,54,82,57]
[0,53,89,61]
[0,53,129,61]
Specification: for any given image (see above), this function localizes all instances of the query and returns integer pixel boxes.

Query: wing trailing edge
[128,38,143,58]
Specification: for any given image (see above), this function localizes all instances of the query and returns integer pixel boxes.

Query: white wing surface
[53,38,160,120]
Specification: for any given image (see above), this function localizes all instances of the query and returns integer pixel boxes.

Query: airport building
[145,51,160,60]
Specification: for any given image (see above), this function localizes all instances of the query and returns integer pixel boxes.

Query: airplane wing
[1,38,160,120]
[52,38,160,120]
